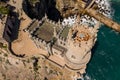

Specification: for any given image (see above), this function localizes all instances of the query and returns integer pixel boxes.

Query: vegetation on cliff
[23,0,62,21]
[0,6,9,14]
[0,2,9,14]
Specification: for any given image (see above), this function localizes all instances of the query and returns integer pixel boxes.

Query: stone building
[25,15,98,74]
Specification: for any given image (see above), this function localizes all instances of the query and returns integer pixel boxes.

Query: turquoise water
[86,1,120,80]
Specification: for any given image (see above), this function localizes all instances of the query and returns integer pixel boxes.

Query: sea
[84,0,120,80]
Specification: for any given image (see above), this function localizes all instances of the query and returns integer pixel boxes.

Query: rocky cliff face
[23,0,62,21]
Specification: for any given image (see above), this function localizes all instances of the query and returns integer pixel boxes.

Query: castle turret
[63,22,97,71]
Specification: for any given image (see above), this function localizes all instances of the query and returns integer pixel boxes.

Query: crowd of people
[95,0,112,17]
[62,0,112,27]
[62,15,77,27]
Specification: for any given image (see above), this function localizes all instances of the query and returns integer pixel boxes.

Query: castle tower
[67,28,73,46]
[64,23,95,71]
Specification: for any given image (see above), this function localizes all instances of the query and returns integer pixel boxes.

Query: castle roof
[27,18,61,42]
[60,26,70,39]
[53,43,67,53]
[34,21,54,42]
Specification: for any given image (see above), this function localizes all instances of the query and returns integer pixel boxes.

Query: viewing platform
[86,8,120,32]
[56,0,120,32]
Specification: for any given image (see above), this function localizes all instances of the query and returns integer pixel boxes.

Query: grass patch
[0,6,9,14]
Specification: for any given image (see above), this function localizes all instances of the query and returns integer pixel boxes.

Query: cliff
[22,0,62,21]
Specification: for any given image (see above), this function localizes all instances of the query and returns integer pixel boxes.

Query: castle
[24,15,99,74]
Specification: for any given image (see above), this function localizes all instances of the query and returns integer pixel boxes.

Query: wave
[84,74,92,80]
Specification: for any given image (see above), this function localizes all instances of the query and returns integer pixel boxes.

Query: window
[71,55,76,59]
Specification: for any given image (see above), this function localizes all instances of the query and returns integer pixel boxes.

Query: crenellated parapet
[23,12,99,76]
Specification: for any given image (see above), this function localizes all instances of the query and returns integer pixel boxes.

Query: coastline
[86,1,120,79]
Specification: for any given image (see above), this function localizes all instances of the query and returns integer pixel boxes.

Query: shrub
[0,6,9,14]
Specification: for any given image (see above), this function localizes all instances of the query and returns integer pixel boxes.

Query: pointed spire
[58,19,62,28]
[53,26,56,37]
[58,19,61,25]
[45,13,47,19]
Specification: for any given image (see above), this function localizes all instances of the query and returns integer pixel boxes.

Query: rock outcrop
[23,0,62,21]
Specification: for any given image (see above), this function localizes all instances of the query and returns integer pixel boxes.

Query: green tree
[0,6,9,14]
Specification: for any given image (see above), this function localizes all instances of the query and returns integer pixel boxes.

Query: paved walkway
[49,54,65,67]
[86,8,120,32]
